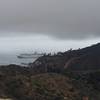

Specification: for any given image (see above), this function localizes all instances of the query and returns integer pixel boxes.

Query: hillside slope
[0,69,82,100]
[30,43,100,73]
[0,64,100,100]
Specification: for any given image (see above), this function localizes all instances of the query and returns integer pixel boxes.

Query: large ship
[17,52,44,59]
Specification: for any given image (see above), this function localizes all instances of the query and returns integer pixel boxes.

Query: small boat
[17,52,43,59]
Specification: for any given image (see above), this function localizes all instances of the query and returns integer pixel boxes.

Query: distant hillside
[64,43,100,71]
[30,43,100,73]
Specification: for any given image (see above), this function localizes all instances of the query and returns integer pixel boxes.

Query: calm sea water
[0,53,37,66]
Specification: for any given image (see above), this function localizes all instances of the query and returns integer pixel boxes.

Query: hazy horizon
[0,34,99,54]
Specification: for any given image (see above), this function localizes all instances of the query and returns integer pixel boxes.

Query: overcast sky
[0,0,100,53]
[0,0,100,38]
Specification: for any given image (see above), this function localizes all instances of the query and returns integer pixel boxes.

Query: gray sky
[0,0,100,53]
[0,0,100,39]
